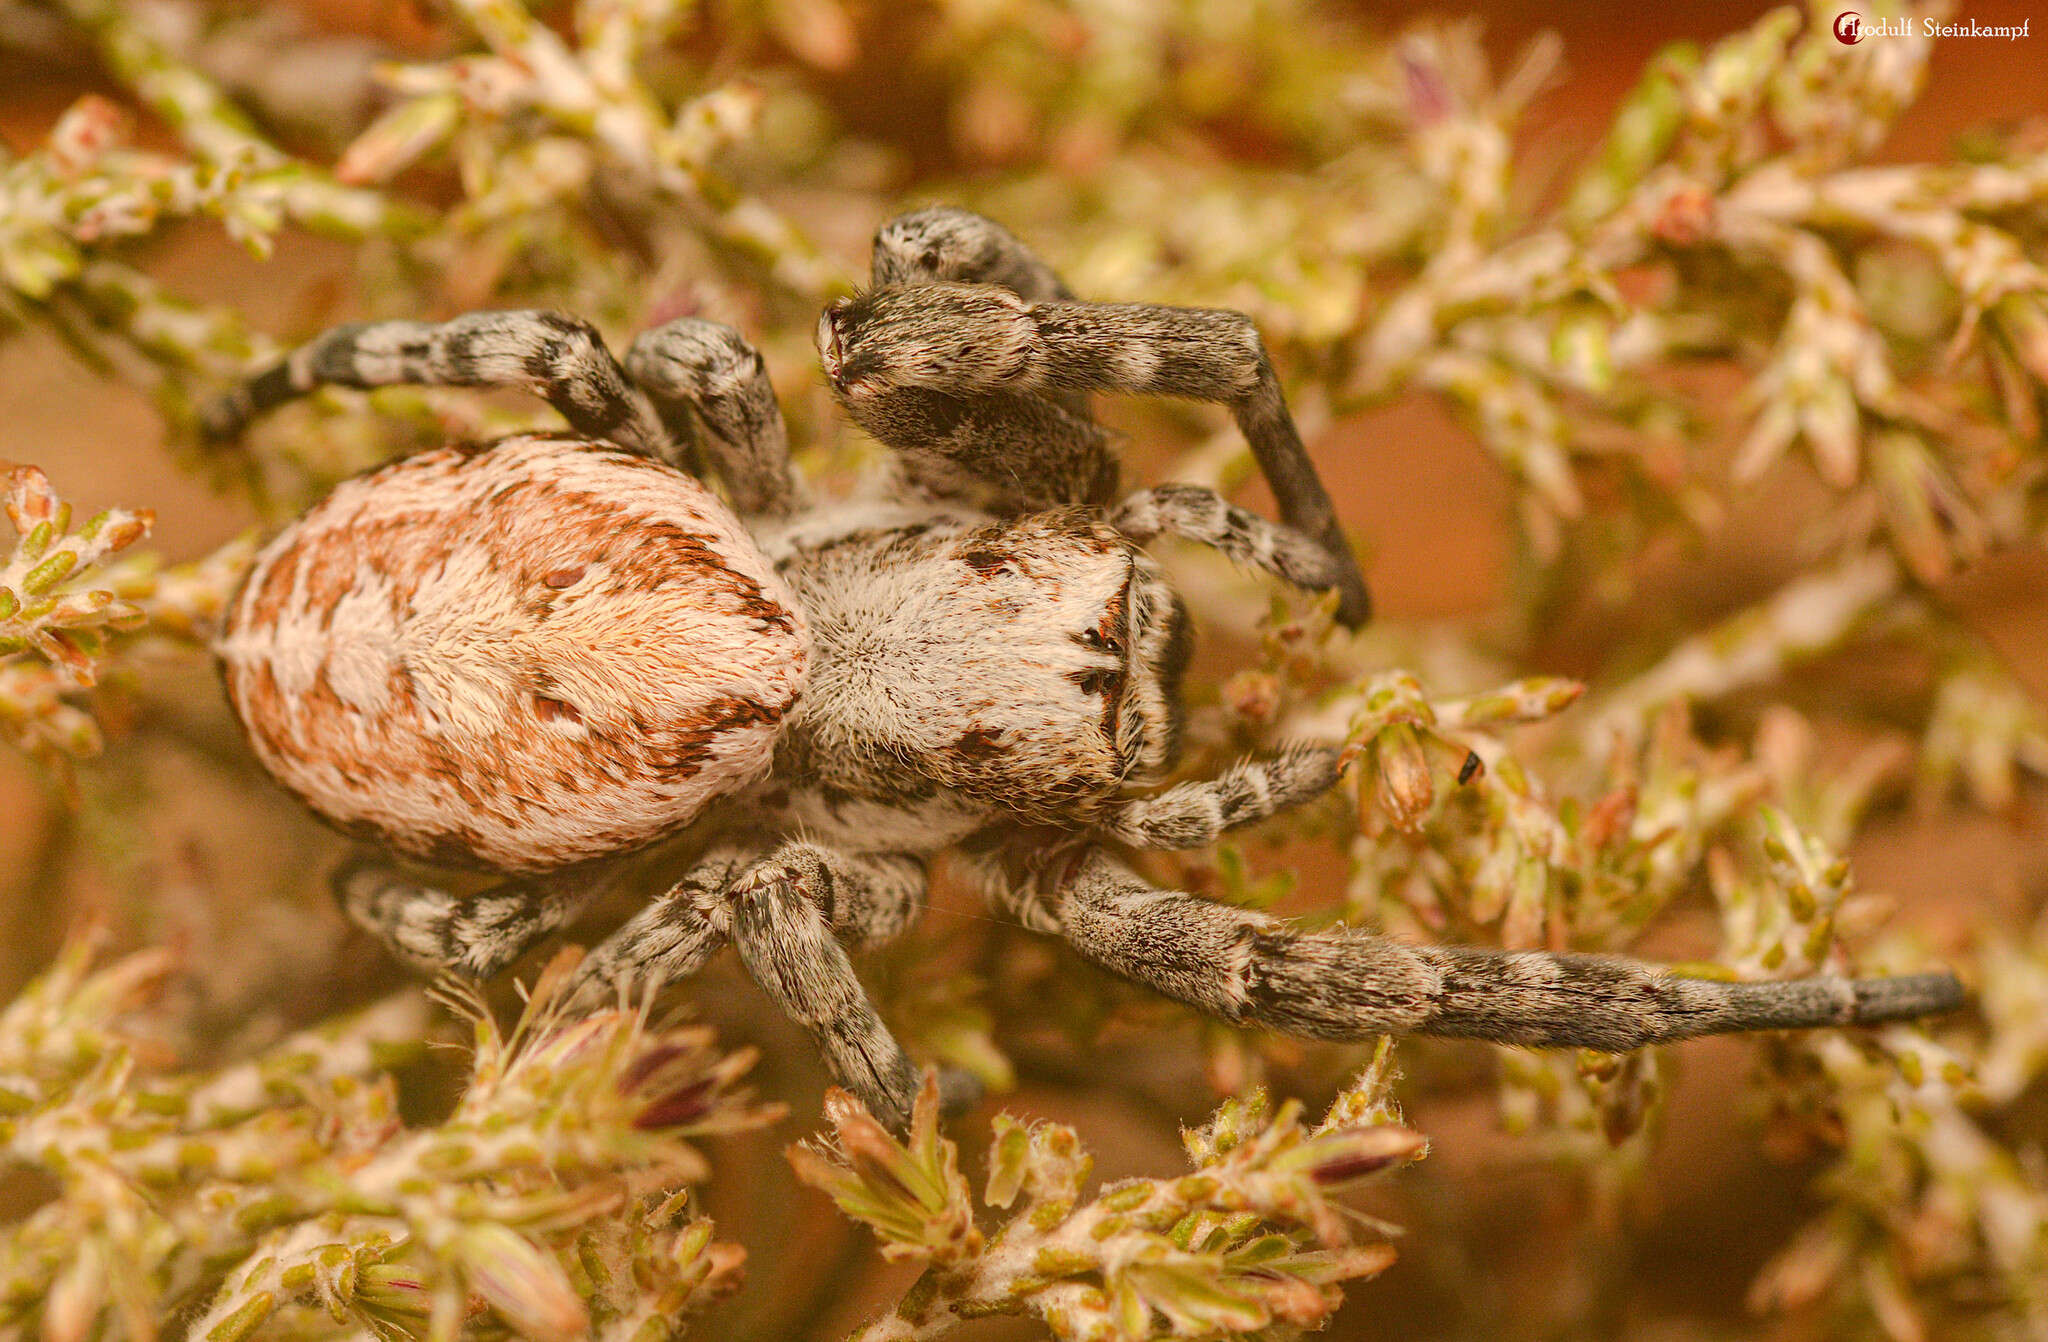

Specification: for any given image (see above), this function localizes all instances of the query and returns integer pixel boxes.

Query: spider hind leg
[567,841,954,1130]
[333,854,608,980]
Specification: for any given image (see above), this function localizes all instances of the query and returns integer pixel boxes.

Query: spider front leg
[871,206,1072,301]
[1102,743,1343,850]
[967,844,1966,1047]
[202,311,676,465]
[821,281,1372,625]
[334,854,613,979]
[623,317,805,515]
[1114,483,1342,594]
[858,207,1117,508]
[837,383,1120,511]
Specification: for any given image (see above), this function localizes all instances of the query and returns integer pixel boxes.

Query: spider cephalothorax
[208,207,1962,1128]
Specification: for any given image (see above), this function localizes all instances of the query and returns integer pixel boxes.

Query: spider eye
[1076,669,1121,697]
[1078,628,1123,654]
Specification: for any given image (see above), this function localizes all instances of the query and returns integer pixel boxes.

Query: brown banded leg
[820,258,1371,624]
[623,317,805,516]
[202,310,677,466]
[1099,743,1343,850]
[334,854,613,979]
[723,844,929,1128]
[871,206,1072,303]
[834,385,1120,510]
[1113,483,1342,593]
[564,846,753,1008]
[843,207,1115,512]
[565,841,959,1127]
[967,843,1967,1047]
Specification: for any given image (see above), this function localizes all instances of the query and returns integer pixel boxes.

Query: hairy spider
[207,207,1962,1128]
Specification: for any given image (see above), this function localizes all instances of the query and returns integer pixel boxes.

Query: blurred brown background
[2,2,2045,1339]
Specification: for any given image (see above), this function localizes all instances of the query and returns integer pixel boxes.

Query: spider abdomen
[219,434,806,873]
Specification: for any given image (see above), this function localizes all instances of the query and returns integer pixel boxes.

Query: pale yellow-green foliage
[0,0,2045,1339]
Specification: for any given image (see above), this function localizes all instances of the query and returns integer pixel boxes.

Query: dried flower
[795,1064,1420,1340]
[0,939,771,1340]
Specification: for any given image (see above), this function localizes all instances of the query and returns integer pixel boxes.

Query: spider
[206,207,1962,1128]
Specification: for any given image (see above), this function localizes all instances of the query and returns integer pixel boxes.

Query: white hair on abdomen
[218,435,808,872]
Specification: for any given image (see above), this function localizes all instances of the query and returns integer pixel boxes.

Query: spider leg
[842,386,1119,509]
[968,843,1967,1047]
[724,844,927,1128]
[568,843,928,1001]
[333,854,611,979]
[805,847,929,950]
[1114,483,1341,594]
[862,207,1118,509]
[566,846,751,1004]
[202,311,676,464]
[565,841,939,1127]
[871,206,1072,301]
[623,317,806,515]
[1102,743,1342,850]
[821,279,1371,625]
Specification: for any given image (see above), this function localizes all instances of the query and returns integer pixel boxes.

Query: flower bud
[1372,725,1435,833]
[453,1224,589,1342]
[1293,1123,1428,1189]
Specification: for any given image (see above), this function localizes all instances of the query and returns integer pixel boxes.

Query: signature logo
[1834,11,1865,42]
